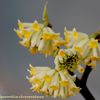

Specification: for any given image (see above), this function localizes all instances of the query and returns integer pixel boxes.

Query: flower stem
[69,67,95,100]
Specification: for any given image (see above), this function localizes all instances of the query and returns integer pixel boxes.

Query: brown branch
[78,66,95,100]
[81,66,92,85]
[69,67,95,100]
[79,33,100,100]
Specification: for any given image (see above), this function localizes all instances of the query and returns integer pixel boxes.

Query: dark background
[0,0,100,100]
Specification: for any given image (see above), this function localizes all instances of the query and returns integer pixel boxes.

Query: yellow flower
[15,19,61,56]
[19,40,30,48]
[59,86,66,98]
[72,38,89,57]
[41,32,59,40]
[28,64,36,76]
[65,37,70,43]
[15,29,31,39]
[54,40,68,47]
[84,57,97,68]
[60,80,69,87]
[64,27,70,35]
[91,56,100,61]
[31,84,41,93]
[27,75,39,84]
[92,48,98,59]
[15,20,34,48]
[80,38,100,68]
[32,20,41,32]
[38,27,60,56]
[64,27,70,43]
[89,38,98,49]
[53,89,59,98]
[55,49,80,72]
[43,75,52,83]
[23,30,31,38]
[69,35,100,68]
[32,77,41,85]
[74,46,83,56]
[18,20,23,30]
[77,65,84,73]
[27,66,80,98]
[27,64,51,76]
[58,50,65,57]
[15,29,32,48]
[59,71,69,87]
[50,72,59,90]
[72,28,79,40]
[70,87,80,93]
[29,47,38,54]
[41,82,49,95]
[50,85,59,90]
[68,91,74,97]
[14,29,23,39]
[64,27,88,47]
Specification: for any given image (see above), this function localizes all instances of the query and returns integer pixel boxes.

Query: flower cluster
[27,64,80,98]
[64,27,88,47]
[15,3,100,99]
[55,49,84,73]
[14,20,66,56]
[74,38,100,67]
[64,28,100,68]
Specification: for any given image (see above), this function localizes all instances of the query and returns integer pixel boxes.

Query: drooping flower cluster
[27,49,86,98]
[14,20,66,56]
[27,64,80,98]
[15,21,60,55]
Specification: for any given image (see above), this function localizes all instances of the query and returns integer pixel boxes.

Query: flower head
[27,65,80,98]
[32,20,41,32]
[72,28,79,40]
[14,20,42,48]
[38,27,60,56]
[72,37,100,68]
[64,27,88,47]
[15,20,62,56]
[55,49,80,72]
[89,38,98,49]
[58,49,66,57]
